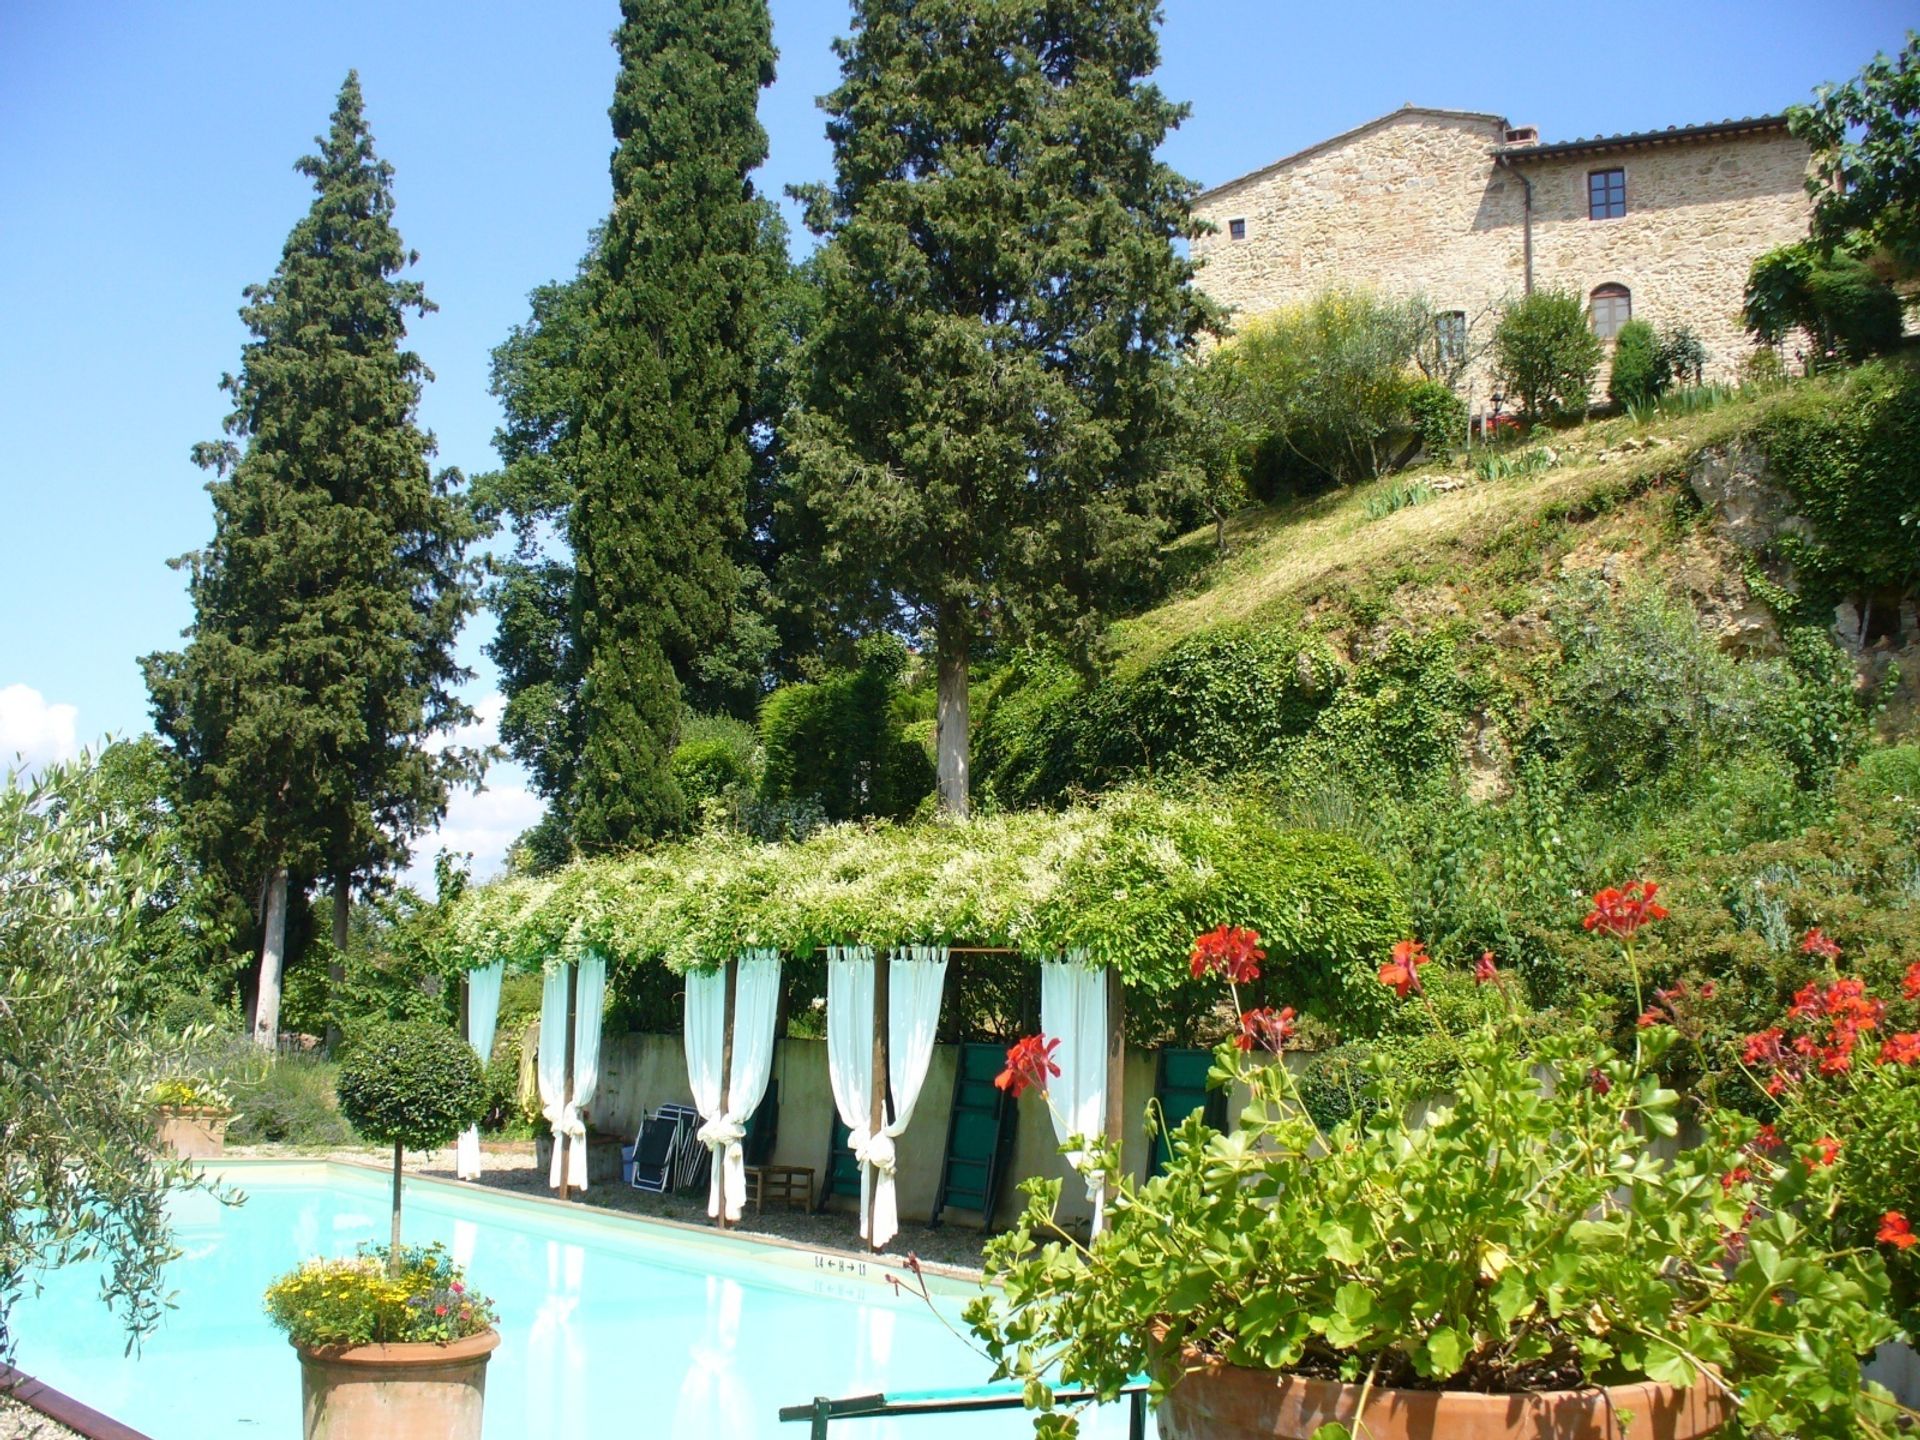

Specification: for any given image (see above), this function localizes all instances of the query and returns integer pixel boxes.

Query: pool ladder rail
[779,1378,1151,1438]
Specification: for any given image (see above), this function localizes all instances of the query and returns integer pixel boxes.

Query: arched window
[1589,283,1631,340]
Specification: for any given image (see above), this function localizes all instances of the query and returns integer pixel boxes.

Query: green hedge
[444,787,1409,1039]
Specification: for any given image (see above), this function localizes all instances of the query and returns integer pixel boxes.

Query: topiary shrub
[1406,379,1468,459]
[1606,319,1667,407]
[1492,289,1603,421]
[336,1020,485,1267]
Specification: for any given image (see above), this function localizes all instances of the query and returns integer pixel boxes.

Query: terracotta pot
[295,1329,499,1440]
[154,1105,229,1160]
[1157,1357,1733,1440]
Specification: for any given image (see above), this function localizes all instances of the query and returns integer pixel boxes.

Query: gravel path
[225,1143,997,1274]
[0,1393,82,1440]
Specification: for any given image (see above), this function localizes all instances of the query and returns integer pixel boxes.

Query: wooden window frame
[1587,167,1626,221]
[1589,283,1632,340]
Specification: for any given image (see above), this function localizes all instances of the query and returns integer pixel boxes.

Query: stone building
[1191,105,1813,399]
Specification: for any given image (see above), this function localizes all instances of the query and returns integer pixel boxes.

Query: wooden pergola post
[1104,967,1126,1212]
[869,950,891,1254]
[716,957,739,1230]
[557,962,578,1202]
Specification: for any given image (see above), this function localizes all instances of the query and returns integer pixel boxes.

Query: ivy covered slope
[975,362,1919,1058]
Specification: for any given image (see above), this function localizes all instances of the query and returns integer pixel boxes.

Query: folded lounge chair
[626,1108,683,1194]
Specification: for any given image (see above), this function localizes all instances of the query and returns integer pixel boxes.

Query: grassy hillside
[973,364,1920,1102]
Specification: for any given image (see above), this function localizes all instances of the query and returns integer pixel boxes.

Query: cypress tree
[565,0,778,850]
[788,0,1214,815]
[144,74,480,1045]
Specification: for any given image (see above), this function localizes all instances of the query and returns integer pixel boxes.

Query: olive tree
[1491,290,1603,422]
[335,1021,484,1269]
[1,755,207,1358]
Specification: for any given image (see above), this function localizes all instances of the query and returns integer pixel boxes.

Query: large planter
[154,1104,229,1160]
[295,1329,499,1440]
[1157,1357,1733,1440]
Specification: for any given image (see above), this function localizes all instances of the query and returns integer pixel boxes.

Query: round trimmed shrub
[336,1020,486,1152]
[1606,319,1665,407]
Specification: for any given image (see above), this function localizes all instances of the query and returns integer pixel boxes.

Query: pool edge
[1,1362,155,1440]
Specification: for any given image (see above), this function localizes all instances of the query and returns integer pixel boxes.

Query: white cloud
[0,685,79,775]
[401,693,545,896]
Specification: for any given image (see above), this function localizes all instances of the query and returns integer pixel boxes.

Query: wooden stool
[745,1164,815,1214]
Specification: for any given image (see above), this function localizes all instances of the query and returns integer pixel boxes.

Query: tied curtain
[826,944,949,1248]
[685,949,783,1222]
[456,961,505,1180]
[1040,953,1110,1235]
[538,953,608,1191]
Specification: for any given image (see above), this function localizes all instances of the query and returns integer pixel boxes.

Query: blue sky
[0,0,1909,883]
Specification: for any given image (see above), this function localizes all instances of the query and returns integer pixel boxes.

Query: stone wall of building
[1192,109,1812,398]
[1518,129,1812,384]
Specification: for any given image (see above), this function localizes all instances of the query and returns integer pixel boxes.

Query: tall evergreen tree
[788,0,1214,815]
[563,0,779,850]
[144,73,481,1045]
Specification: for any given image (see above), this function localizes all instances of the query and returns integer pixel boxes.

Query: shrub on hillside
[1492,289,1603,421]
[1407,379,1468,459]
[1658,325,1708,388]
[1607,319,1666,407]
[1743,243,1904,367]
[1220,292,1423,487]
[1750,362,1920,604]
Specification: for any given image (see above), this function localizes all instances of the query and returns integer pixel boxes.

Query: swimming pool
[13,1161,1128,1439]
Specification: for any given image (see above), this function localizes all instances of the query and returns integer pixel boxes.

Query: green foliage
[1492,289,1603,421]
[334,1020,485,1152]
[220,1048,353,1146]
[1,754,210,1354]
[1220,292,1423,487]
[444,788,1406,1038]
[757,639,932,823]
[1364,478,1434,521]
[565,0,781,848]
[1606,319,1666,407]
[671,712,762,816]
[142,75,482,1039]
[265,1243,495,1348]
[1742,243,1904,366]
[786,0,1213,811]
[1846,742,1920,804]
[971,935,1901,1438]
[1750,361,1920,601]
[1658,325,1708,389]
[1793,32,1920,270]
[1405,379,1467,461]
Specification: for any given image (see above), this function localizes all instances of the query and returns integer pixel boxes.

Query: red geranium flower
[1587,1068,1613,1096]
[1583,881,1668,941]
[1235,1006,1296,1053]
[1720,1166,1752,1193]
[1878,1212,1918,1250]
[1743,1028,1787,1067]
[1752,1123,1781,1154]
[1879,1033,1920,1066]
[1190,925,1265,985]
[1636,1008,1664,1029]
[995,1034,1061,1099]
[1810,1136,1841,1169]
[1799,927,1842,960]
[1379,939,1430,998]
[1473,952,1499,985]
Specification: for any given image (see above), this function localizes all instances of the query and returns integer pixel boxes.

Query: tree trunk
[253,867,288,1050]
[326,881,349,1053]
[389,1139,404,1273]
[935,638,970,817]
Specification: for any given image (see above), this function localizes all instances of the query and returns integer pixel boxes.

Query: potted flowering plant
[265,1243,498,1440]
[968,887,1909,1439]
[150,1075,232,1159]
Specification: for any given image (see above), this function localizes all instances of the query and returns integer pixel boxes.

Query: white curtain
[537,962,571,1189]
[826,946,878,1238]
[875,945,948,1247]
[456,961,505,1180]
[827,944,949,1249]
[563,950,607,1191]
[685,950,783,1221]
[1041,952,1110,1234]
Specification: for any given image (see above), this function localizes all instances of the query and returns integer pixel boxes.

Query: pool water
[13,1161,1127,1439]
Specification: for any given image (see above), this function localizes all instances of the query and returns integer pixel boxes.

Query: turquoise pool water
[13,1162,1126,1439]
